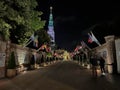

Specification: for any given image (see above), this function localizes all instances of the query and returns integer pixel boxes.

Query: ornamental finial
[50,6,53,10]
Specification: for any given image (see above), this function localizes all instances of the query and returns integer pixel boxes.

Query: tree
[0,0,45,44]
[0,1,11,40]
[7,51,17,78]
[35,29,50,47]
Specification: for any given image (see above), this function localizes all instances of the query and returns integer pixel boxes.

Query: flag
[30,34,35,41]
[90,31,101,46]
[88,33,93,43]
[23,33,39,48]
[37,44,47,52]
[81,40,91,50]
[74,47,78,52]
[23,34,34,47]
[88,31,101,46]
[30,34,38,47]
[46,46,51,52]
[33,35,38,47]
[74,45,82,52]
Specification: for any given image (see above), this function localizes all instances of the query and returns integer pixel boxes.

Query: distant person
[99,56,106,75]
[90,55,98,77]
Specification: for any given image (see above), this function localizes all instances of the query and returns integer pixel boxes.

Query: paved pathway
[0,60,120,90]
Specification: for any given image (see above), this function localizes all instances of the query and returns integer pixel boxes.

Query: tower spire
[50,6,52,13]
[47,6,55,48]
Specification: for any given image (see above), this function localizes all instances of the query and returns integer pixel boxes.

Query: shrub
[7,51,16,69]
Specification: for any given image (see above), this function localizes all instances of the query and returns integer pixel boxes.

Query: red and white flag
[88,33,93,43]
[88,31,101,46]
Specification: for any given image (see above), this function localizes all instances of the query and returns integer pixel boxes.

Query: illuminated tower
[47,6,55,47]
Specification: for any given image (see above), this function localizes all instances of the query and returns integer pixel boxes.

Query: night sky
[37,0,120,51]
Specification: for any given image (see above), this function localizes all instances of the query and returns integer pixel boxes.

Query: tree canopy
[36,29,50,47]
[0,0,46,44]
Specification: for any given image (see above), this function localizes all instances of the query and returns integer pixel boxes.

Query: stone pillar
[5,40,11,76]
[104,35,115,73]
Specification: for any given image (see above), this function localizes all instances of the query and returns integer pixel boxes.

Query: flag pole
[23,40,32,48]
[23,33,34,48]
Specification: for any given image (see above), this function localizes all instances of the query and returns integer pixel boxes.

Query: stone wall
[0,41,6,78]
[92,35,116,74]
[0,40,41,78]
[115,38,120,73]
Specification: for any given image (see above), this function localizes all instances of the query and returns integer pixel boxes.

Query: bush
[7,51,16,69]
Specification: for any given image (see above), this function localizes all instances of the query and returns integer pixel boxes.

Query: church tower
[47,6,55,47]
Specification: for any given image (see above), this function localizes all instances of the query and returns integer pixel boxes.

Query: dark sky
[37,0,120,51]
